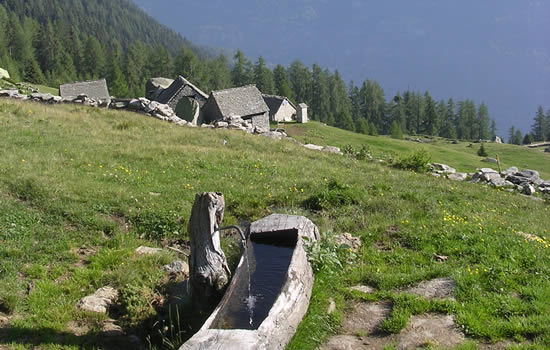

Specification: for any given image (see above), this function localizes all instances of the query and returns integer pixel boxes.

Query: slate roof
[59,79,110,100]
[262,94,296,112]
[156,76,208,105]
[209,85,268,117]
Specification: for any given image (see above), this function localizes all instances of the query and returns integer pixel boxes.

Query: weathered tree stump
[188,192,231,309]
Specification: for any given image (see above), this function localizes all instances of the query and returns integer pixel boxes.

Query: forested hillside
[0,0,498,139]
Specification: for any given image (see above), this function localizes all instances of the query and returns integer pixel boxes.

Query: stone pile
[430,162,548,197]
[121,97,188,125]
[0,89,28,100]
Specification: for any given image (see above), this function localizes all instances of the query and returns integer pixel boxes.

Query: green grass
[283,121,550,179]
[0,99,549,349]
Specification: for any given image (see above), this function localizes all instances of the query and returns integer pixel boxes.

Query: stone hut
[262,94,296,122]
[59,79,111,105]
[153,76,209,125]
[296,103,308,123]
[202,85,269,130]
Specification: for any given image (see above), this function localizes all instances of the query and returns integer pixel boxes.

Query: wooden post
[188,192,231,310]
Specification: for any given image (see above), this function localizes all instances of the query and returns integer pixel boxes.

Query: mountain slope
[0,0,186,54]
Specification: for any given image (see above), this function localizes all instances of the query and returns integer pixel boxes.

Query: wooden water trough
[180,214,319,350]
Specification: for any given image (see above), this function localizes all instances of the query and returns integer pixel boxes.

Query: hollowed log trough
[180,214,320,350]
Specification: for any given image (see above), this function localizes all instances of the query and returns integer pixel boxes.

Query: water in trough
[210,229,297,330]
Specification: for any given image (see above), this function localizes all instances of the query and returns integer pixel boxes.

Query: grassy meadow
[0,99,549,349]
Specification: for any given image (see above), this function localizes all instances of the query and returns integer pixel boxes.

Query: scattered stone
[102,319,124,337]
[163,260,189,276]
[431,173,441,177]
[406,277,456,300]
[448,172,467,181]
[135,246,163,255]
[334,232,362,252]
[323,146,343,155]
[482,157,498,164]
[327,298,336,314]
[0,314,9,327]
[434,254,448,262]
[501,166,519,176]
[260,131,284,140]
[304,143,324,151]
[77,286,118,314]
[396,314,464,349]
[522,184,536,196]
[214,121,228,128]
[430,163,456,174]
[349,285,375,294]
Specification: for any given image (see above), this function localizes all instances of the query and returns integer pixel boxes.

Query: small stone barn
[262,94,296,122]
[59,79,111,104]
[202,85,269,130]
[154,76,208,124]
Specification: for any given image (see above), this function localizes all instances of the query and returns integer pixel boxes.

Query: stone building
[202,85,269,130]
[59,79,111,105]
[262,94,296,122]
[153,76,209,125]
[297,103,308,123]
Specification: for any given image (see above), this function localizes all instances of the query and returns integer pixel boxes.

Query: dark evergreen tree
[82,36,106,78]
[231,50,253,87]
[273,64,292,99]
[108,60,129,97]
[288,60,311,105]
[207,54,232,92]
[531,106,547,141]
[23,56,44,84]
[253,56,275,94]
[423,91,438,135]
[310,64,330,122]
[477,102,490,140]
[490,119,497,140]
[523,133,534,145]
[513,129,523,145]
[390,120,403,139]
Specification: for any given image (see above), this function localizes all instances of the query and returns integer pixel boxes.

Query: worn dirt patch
[71,246,97,267]
[405,277,456,300]
[341,301,392,335]
[396,314,464,349]
[319,335,371,350]
[66,320,91,336]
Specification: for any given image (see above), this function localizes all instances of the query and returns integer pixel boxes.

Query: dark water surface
[210,230,297,330]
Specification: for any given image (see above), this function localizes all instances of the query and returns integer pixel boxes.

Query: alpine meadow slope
[0,99,549,349]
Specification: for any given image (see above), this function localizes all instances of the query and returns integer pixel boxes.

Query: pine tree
[253,56,274,94]
[523,133,534,145]
[531,106,547,142]
[423,91,438,135]
[108,60,129,97]
[490,119,497,140]
[508,126,516,144]
[273,64,292,99]
[288,60,311,105]
[174,45,203,82]
[513,129,523,145]
[355,118,369,134]
[38,20,63,76]
[231,49,252,87]
[23,56,44,84]
[311,64,330,122]
[207,54,232,91]
[390,120,403,139]
[82,36,106,78]
[477,102,490,140]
